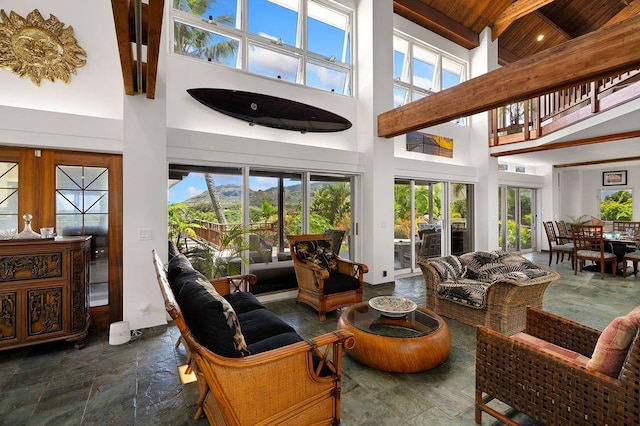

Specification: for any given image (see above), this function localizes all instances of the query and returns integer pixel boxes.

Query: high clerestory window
[172,0,353,95]
[393,32,467,121]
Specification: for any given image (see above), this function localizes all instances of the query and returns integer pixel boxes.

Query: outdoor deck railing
[193,220,276,248]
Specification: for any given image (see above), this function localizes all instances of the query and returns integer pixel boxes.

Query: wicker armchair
[288,234,368,321]
[419,251,560,335]
[476,307,640,425]
[152,250,354,425]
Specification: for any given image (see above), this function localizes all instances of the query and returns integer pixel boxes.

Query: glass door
[499,186,535,252]
[309,175,353,258]
[450,183,473,255]
[394,179,451,272]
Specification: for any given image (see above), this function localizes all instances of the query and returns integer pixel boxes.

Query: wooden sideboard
[0,236,91,350]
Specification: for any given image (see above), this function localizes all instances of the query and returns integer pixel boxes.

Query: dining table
[597,232,640,274]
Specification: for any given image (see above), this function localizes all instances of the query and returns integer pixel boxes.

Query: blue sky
[169,173,299,204]
[193,0,349,91]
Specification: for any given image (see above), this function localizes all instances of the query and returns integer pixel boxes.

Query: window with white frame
[172,0,353,95]
[393,32,467,119]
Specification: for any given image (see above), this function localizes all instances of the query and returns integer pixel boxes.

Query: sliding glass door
[499,186,535,252]
[394,179,473,273]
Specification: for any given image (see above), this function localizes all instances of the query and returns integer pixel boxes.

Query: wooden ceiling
[394,0,640,64]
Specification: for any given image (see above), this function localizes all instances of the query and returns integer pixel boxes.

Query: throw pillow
[167,254,196,293]
[586,315,637,378]
[178,276,250,357]
[293,239,337,271]
[426,256,466,282]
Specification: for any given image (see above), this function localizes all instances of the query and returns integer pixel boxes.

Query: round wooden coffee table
[337,302,451,373]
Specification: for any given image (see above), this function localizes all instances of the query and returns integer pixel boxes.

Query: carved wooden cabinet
[0,237,91,350]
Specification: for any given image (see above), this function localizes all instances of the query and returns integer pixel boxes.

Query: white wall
[0,0,605,331]
[0,1,122,119]
[559,164,640,222]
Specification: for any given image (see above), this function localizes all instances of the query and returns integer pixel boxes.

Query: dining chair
[570,224,617,279]
[555,220,572,244]
[613,221,640,237]
[623,250,640,277]
[543,221,573,266]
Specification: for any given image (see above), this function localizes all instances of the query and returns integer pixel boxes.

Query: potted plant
[186,225,269,278]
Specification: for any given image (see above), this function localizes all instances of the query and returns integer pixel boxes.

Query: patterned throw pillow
[292,239,338,271]
[426,256,466,282]
[195,276,249,355]
[586,315,638,377]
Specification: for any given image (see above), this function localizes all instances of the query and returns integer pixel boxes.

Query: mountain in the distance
[181,182,329,209]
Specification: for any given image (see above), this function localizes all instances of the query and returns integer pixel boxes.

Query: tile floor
[1,252,638,425]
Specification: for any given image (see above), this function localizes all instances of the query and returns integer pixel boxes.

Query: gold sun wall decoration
[0,9,87,86]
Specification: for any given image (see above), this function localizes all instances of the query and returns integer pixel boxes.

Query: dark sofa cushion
[247,331,303,354]
[167,254,198,294]
[225,292,265,314]
[237,309,296,344]
[323,272,360,294]
[246,331,334,377]
[178,279,249,358]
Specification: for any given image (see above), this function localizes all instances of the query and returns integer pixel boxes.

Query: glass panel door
[450,183,473,255]
[56,166,109,307]
[394,179,451,272]
[499,186,535,252]
[249,170,302,261]
[309,175,352,258]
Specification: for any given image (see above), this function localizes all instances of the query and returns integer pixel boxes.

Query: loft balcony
[489,70,640,147]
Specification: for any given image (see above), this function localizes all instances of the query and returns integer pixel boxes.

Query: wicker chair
[288,234,368,321]
[152,250,354,425]
[476,307,640,425]
[571,224,617,279]
[543,221,573,266]
[419,251,560,335]
[418,231,442,260]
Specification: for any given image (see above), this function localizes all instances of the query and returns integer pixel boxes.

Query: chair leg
[624,260,628,278]
[634,261,639,276]
[611,260,617,278]
[548,250,553,266]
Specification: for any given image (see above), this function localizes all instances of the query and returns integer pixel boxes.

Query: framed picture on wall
[602,170,627,186]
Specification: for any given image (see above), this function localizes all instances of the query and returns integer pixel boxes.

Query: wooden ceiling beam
[111,0,164,99]
[490,130,640,157]
[492,0,556,40]
[378,14,640,138]
[393,0,479,50]
[111,0,135,96]
[555,156,640,168]
[145,0,164,99]
[603,0,640,28]
[534,10,571,40]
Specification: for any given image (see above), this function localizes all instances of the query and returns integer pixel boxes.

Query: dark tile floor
[1,252,638,425]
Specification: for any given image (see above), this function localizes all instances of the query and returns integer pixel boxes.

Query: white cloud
[188,186,204,197]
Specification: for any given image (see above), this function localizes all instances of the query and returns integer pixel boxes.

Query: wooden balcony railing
[489,69,640,147]
[193,220,277,248]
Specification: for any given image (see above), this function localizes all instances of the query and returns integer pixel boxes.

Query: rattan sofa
[476,307,640,425]
[418,250,560,335]
[152,250,354,425]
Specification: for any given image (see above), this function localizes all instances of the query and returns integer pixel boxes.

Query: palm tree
[311,183,350,228]
[173,0,237,62]
[204,173,226,224]
[168,203,201,247]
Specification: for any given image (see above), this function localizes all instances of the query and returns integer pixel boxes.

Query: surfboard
[186,88,352,133]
